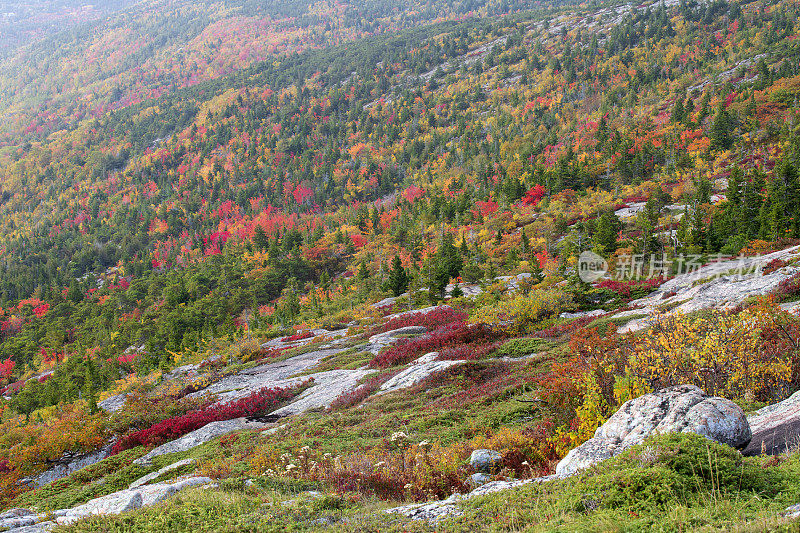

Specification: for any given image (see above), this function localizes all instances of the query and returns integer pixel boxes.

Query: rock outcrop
[556,385,750,476]
[378,352,463,394]
[134,418,271,466]
[620,246,800,333]
[129,458,196,489]
[744,390,800,456]
[385,476,561,523]
[26,442,114,488]
[0,477,213,530]
[55,477,213,525]
[97,393,128,413]
[364,326,427,355]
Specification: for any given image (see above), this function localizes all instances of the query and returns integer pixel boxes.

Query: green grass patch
[433,433,798,532]
[494,337,555,358]
[13,447,151,512]
[295,348,372,375]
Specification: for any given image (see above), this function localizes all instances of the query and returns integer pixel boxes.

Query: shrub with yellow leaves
[469,289,574,335]
[628,304,795,400]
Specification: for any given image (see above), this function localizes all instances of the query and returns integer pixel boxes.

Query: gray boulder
[744,390,800,456]
[134,418,270,466]
[469,473,492,486]
[556,385,750,476]
[470,449,503,473]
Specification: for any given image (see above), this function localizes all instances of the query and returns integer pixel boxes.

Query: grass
[493,337,556,359]
[295,347,373,375]
[12,447,151,512]
[586,313,648,333]
[32,302,800,532]
[433,433,799,533]
[53,433,800,532]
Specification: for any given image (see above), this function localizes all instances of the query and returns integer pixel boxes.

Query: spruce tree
[387,256,409,297]
[710,103,733,150]
[595,210,622,257]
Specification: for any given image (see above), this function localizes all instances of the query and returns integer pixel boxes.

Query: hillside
[0,0,800,530]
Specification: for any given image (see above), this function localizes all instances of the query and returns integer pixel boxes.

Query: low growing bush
[113,380,312,454]
[469,290,574,335]
[370,322,502,368]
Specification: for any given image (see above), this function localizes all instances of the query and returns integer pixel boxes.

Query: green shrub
[583,433,785,513]
[494,337,552,358]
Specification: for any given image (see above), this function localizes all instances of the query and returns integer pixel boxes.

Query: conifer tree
[386,256,409,297]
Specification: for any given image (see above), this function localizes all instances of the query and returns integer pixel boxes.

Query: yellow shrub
[628,304,793,399]
[469,289,573,335]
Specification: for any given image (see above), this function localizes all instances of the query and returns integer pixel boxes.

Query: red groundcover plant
[371,322,502,368]
[112,380,311,454]
[281,330,314,342]
[373,306,467,335]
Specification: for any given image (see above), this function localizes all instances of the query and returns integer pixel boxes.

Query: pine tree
[253,226,269,251]
[671,97,685,123]
[595,210,622,257]
[710,102,733,150]
[386,256,409,297]
[357,261,370,280]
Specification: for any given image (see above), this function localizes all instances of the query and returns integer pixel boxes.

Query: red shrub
[437,341,503,361]
[373,307,467,335]
[596,277,665,300]
[623,194,648,203]
[521,185,546,206]
[774,272,800,300]
[280,331,314,342]
[112,380,311,454]
[370,323,503,368]
[763,259,788,275]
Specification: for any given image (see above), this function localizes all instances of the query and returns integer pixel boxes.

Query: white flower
[285,464,297,471]
[374,461,386,468]
[391,431,408,442]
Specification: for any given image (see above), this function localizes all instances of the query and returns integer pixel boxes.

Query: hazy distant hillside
[0,0,543,143]
[0,0,131,59]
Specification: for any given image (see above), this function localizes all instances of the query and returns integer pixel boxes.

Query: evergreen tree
[710,102,733,150]
[357,261,370,281]
[594,210,622,257]
[671,97,685,123]
[684,97,695,126]
[386,256,409,297]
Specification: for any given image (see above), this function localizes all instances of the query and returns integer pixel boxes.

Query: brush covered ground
[1,0,800,529]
